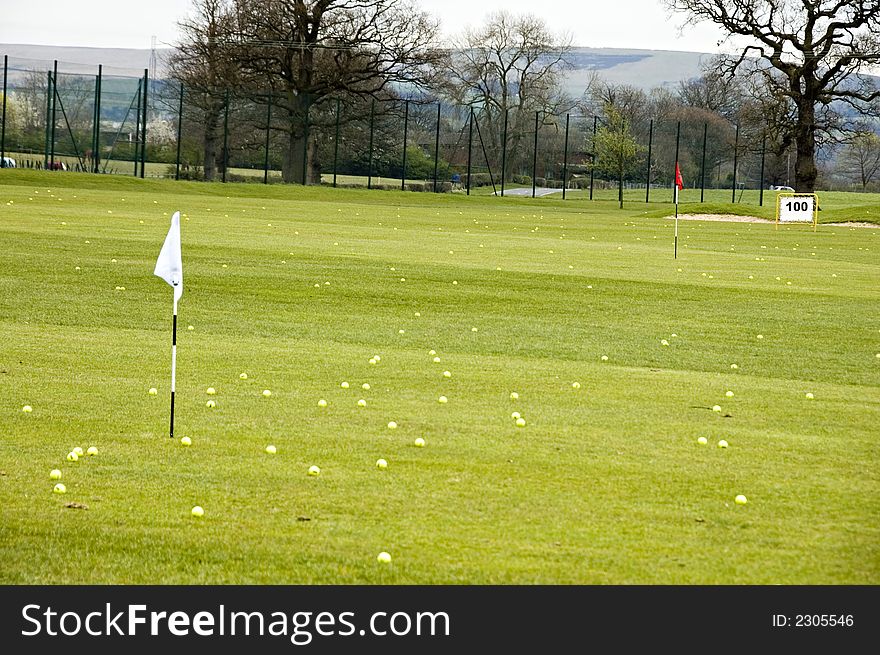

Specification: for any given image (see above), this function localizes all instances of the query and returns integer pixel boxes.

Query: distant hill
[1,43,171,79]
[1,43,708,91]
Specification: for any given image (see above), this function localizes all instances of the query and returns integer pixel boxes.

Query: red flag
[675,162,684,190]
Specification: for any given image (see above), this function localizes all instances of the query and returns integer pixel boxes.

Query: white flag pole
[170,296,178,439]
[154,211,183,439]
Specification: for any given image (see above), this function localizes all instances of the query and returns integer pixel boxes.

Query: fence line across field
[1,55,786,206]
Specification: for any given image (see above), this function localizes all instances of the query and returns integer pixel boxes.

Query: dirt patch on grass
[826,222,879,228]
[673,214,879,228]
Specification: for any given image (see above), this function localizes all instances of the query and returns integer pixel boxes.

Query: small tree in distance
[593,106,643,209]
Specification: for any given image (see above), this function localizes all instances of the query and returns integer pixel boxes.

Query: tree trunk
[619,163,624,209]
[281,92,313,184]
[202,102,222,182]
[203,122,217,182]
[793,101,817,193]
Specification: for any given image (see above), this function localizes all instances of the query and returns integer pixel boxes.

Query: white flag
[154,211,183,302]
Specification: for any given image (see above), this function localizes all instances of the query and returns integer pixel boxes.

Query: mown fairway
[1,170,878,584]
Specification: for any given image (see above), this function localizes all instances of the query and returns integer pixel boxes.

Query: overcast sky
[0,0,728,53]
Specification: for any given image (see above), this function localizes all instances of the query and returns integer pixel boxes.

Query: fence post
[589,116,597,200]
[562,113,570,200]
[44,71,51,169]
[700,122,707,202]
[133,79,141,176]
[175,83,184,180]
[401,99,409,191]
[731,124,739,203]
[759,131,766,206]
[222,89,229,183]
[51,60,58,169]
[94,65,103,173]
[645,118,653,203]
[367,99,374,189]
[672,120,680,203]
[531,111,539,198]
[140,68,148,178]
[332,97,339,188]
[1,55,7,166]
[263,92,272,184]
[466,108,473,195]
[433,102,440,192]
[500,109,508,197]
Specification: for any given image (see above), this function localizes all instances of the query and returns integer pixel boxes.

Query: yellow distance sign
[776,193,818,231]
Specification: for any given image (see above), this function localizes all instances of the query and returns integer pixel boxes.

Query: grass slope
[0,170,878,584]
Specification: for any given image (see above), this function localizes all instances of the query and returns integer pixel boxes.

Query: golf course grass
[1,169,877,584]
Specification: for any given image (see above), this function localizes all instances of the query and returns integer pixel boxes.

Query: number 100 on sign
[777,194,816,223]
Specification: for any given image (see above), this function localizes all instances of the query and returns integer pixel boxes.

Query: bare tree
[839,130,880,189]
[666,0,880,192]
[168,0,240,181]
[231,0,440,184]
[445,11,573,179]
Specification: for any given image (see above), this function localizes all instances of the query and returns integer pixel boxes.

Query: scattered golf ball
[86,446,98,456]
[180,436,192,447]
[308,465,321,476]
[22,405,33,413]
[432,357,441,363]
[53,483,67,494]
[262,390,272,397]
[572,382,581,389]
[206,387,216,395]
[509,392,519,401]
[717,439,729,449]
[805,392,814,399]
[73,447,84,457]
[515,418,526,428]
[443,371,452,378]
[377,552,392,564]
[341,381,350,389]
[362,383,370,390]
[429,350,436,356]
[357,399,367,407]
[206,400,216,408]
[757,334,764,340]
[191,506,204,517]
[697,437,708,445]
[148,388,158,395]
[49,469,62,480]
[730,364,738,370]
[240,373,248,380]
[712,405,722,413]
[265,444,277,455]
[369,358,377,365]
[661,339,669,346]
[67,451,79,462]
[601,355,609,362]
[376,458,388,470]
[398,329,405,334]
[414,437,425,447]
[725,390,734,397]
[318,399,328,408]
[438,396,448,404]
[734,495,748,505]
[388,421,398,429]
[511,412,521,420]
[187,325,194,331]
[373,355,381,362]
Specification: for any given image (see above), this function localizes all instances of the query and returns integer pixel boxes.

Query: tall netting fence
[0,54,794,207]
